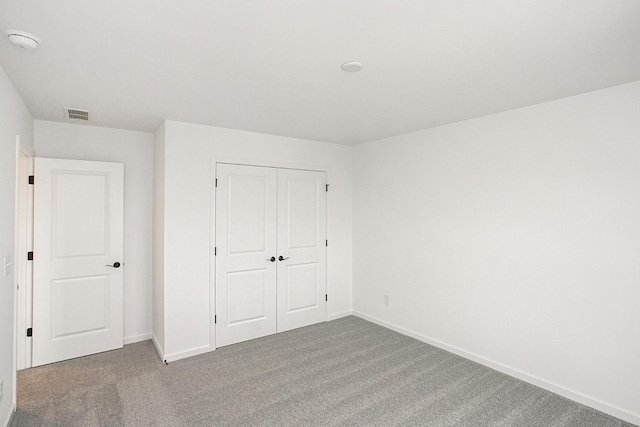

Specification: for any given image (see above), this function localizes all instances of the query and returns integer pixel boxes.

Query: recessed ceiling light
[341,61,364,72]
[5,30,41,50]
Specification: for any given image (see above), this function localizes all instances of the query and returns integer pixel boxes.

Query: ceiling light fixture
[5,30,41,50]
[341,61,363,72]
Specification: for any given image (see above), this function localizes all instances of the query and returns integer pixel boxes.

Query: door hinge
[26,327,32,337]
[325,294,328,302]
[214,247,217,256]
[214,315,217,324]
[215,178,218,187]
[27,251,33,261]
[28,175,34,185]
[325,240,328,247]
[326,184,329,192]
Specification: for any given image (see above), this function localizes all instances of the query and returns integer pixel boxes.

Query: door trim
[210,156,331,349]
[15,137,34,370]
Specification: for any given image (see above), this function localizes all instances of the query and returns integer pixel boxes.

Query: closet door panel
[276,169,327,332]
[216,164,277,347]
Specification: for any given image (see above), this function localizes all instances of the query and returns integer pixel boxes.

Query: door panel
[32,158,124,366]
[228,175,270,254]
[227,269,268,324]
[285,262,319,312]
[216,164,277,347]
[277,169,327,332]
[52,275,109,336]
[54,173,108,257]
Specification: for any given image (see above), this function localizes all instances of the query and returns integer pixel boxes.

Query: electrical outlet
[383,294,390,306]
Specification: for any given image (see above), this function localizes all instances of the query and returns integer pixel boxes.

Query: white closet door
[276,169,327,332]
[215,164,277,347]
[32,158,124,366]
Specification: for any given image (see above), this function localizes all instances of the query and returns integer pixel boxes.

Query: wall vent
[64,108,90,121]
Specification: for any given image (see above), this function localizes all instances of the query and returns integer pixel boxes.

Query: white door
[276,168,327,332]
[32,158,124,366]
[215,164,327,347]
[215,164,278,347]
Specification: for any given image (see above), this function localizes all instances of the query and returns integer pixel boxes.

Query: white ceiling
[1,0,639,145]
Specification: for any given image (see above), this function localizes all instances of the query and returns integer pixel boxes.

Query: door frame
[15,137,34,370]
[209,156,331,349]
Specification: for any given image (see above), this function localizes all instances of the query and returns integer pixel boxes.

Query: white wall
[34,121,154,344]
[0,65,33,427]
[353,81,640,424]
[156,120,353,360]
[152,122,165,354]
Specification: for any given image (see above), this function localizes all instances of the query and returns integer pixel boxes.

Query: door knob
[106,262,121,268]
[267,257,276,262]
[278,256,290,261]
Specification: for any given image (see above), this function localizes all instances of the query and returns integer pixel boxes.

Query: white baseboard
[1,403,15,427]
[162,344,214,364]
[353,311,640,426]
[124,333,152,345]
[328,309,353,321]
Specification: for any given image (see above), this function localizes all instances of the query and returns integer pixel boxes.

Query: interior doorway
[16,156,126,368]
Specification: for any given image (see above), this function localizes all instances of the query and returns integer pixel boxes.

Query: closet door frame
[210,157,330,349]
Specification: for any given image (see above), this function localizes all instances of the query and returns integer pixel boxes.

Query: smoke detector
[5,30,40,50]
[64,108,90,121]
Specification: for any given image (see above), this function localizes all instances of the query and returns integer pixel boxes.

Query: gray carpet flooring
[10,316,635,426]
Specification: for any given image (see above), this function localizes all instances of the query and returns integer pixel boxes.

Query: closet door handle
[267,257,276,262]
[278,256,289,261]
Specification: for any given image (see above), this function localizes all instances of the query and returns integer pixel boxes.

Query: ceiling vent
[64,108,90,121]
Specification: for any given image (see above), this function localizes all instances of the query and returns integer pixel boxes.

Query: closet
[215,163,327,347]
